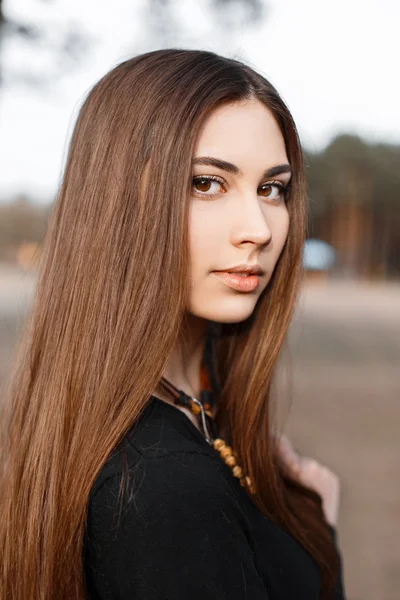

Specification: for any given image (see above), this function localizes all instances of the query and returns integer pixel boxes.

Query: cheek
[188,204,222,271]
[268,205,290,251]
[187,220,210,294]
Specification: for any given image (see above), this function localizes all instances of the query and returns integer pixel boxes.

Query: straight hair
[0,48,339,599]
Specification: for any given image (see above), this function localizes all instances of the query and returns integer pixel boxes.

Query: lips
[211,270,261,292]
[214,264,264,276]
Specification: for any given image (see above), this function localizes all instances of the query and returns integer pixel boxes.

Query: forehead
[193,99,288,167]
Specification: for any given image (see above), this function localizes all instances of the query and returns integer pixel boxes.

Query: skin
[153,98,340,526]
[276,435,340,527]
[154,98,291,407]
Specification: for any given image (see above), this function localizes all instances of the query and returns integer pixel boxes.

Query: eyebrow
[192,156,292,178]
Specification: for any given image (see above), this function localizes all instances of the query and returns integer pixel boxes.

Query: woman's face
[188,98,292,324]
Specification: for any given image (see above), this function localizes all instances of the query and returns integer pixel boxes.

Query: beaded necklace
[158,362,256,495]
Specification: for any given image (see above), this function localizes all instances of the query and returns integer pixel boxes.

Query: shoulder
[86,396,253,547]
[88,396,223,505]
[88,449,241,531]
[84,446,268,599]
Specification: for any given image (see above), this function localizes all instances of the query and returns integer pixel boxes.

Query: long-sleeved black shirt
[83,395,346,599]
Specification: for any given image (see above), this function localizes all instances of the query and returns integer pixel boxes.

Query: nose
[230,194,273,247]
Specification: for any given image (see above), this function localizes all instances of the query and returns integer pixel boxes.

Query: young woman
[0,49,346,599]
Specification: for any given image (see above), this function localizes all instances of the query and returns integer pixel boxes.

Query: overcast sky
[0,0,399,202]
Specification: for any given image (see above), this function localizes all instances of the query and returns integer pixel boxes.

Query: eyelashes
[191,175,291,203]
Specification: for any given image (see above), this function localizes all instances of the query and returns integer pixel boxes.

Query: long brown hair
[0,49,339,599]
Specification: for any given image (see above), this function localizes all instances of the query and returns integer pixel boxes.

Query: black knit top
[83,395,346,599]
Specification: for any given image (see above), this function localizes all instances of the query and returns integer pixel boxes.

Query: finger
[277,437,302,476]
[278,436,300,462]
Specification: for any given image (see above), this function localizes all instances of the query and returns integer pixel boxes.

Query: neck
[156,313,209,400]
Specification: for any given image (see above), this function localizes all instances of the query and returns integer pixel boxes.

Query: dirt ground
[1,265,399,600]
[284,280,400,600]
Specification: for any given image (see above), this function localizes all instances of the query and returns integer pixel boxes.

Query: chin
[192,296,259,324]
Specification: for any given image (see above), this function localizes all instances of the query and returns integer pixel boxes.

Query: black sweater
[84,396,346,599]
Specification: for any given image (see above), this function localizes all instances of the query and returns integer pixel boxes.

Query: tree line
[0,132,399,279]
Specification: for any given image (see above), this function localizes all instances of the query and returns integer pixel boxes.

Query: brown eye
[194,177,213,193]
[258,181,289,203]
[192,175,225,197]
[259,184,273,197]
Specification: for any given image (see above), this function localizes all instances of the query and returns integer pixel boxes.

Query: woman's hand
[276,435,340,528]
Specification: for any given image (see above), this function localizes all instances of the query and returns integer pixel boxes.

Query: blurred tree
[369,143,400,277]
[140,0,267,50]
[305,135,374,214]
[0,0,267,88]
[0,195,50,260]
[304,135,400,279]
[0,0,93,88]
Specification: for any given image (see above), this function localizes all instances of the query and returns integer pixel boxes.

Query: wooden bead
[189,400,201,415]
[224,455,236,467]
[213,439,226,451]
[245,476,256,494]
[232,465,243,478]
[210,435,254,493]
[219,446,233,459]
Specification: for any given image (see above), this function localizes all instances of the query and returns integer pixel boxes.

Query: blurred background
[0,0,399,598]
